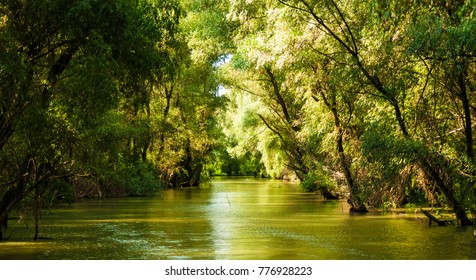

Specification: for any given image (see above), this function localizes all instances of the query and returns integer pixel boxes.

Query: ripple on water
[2,178,475,260]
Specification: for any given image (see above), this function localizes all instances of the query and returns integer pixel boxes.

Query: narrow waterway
[1,177,475,259]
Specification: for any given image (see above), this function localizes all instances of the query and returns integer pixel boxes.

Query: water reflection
[1,177,475,259]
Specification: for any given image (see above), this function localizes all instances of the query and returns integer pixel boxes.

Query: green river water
[1,177,475,260]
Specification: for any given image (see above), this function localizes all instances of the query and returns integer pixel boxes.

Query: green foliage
[300,170,337,194]
[218,0,476,220]
[361,123,427,166]
[405,187,427,206]
[0,0,190,238]
[404,203,417,214]
[300,173,319,192]
[3,0,476,241]
[381,201,393,213]
[111,161,162,196]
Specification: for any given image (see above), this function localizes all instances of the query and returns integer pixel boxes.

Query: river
[1,177,475,259]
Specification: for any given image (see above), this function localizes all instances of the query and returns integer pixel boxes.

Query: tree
[272,0,474,223]
[407,0,476,224]
[149,0,231,188]
[223,0,342,198]
[0,0,182,239]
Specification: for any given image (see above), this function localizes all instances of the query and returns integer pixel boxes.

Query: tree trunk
[33,189,40,241]
[420,157,473,225]
[320,188,339,200]
[190,163,203,187]
[0,210,7,240]
[319,89,367,211]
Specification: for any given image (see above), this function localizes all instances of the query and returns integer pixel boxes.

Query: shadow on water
[1,177,475,259]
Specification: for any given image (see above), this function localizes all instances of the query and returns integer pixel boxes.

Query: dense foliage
[220,0,476,223]
[1,0,475,240]
[0,0,227,239]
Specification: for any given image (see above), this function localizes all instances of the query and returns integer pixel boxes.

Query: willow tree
[274,0,474,223]
[407,0,476,224]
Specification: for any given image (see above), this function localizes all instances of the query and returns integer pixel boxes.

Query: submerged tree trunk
[318,91,368,212]
[319,188,339,200]
[33,188,40,241]
[167,138,205,188]
[189,162,203,187]
[419,158,473,225]
[335,113,367,212]
[0,199,9,240]
[0,156,32,240]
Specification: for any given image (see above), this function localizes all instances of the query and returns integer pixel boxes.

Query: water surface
[1,177,475,259]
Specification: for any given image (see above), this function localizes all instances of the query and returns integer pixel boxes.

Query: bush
[111,161,163,196]
[301,171,337,193]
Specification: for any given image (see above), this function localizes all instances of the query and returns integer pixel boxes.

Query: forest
[1,0,476,241]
